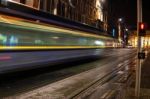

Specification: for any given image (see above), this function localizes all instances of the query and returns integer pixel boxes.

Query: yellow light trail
[0,46,114,50]
[0,15,112,40]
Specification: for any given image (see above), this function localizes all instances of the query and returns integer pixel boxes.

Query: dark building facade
[12,0,108,31]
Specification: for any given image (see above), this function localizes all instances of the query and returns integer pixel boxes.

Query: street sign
[138,52,145,59]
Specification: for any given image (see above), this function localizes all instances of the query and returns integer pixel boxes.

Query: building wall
[12,0,20,2]
[12,0,39,8]
[11,0,107,31]
[128,30,150,48]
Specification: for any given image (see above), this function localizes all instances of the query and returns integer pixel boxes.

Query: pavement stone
[141,52,150,89]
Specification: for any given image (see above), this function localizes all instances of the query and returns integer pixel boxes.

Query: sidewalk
[141,52,150,88]
[126,51,150,99]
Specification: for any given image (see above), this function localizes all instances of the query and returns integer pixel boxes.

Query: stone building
[12,0,108,31]
[128,30,150,48]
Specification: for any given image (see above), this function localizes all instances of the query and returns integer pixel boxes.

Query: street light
[125,28,128,32]
[124,28,129,47]
[118,18,123,22]
[118,18,123,43]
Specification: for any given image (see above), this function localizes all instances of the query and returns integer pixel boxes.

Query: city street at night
[0,49,136,98]
[0,0,150,99]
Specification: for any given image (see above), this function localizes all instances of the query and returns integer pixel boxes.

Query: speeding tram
[0,0,120,74]
[0,1,120,74]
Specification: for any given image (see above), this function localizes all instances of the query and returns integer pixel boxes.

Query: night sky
[109,0,150,29]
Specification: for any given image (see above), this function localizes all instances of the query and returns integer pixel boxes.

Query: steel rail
[68,58,135,99]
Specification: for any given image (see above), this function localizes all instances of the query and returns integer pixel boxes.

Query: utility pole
[118,22,121,42]
[135,0,142,97]
[118,18,122,43]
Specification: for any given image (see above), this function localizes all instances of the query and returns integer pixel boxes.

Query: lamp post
[124,28,129,47]
[135,0,142,97]
[118,18,123,43]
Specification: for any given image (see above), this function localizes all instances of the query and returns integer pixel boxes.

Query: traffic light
[139,22,146,36]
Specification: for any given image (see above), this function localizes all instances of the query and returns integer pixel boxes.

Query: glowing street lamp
[118,18,123,43]
[125,28,128,32]
[118,18,123,22]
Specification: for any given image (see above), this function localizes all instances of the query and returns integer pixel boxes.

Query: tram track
[0,49,136,99]
[69,58,135,99]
